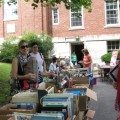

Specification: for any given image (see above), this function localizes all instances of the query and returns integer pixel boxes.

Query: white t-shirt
[49,63,57,73]
[30,52,44,72]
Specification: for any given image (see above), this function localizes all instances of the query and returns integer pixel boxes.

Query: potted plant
[101,52,112,64]
[101,50,120,65]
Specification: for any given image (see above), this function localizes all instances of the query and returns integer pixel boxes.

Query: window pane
[108,46,111,49]
[52,9,59,24]
[116,45,119,49]
[105,0,118,25]
[71,7,82,27]
[107,40,120,52]
[4,0,18,20]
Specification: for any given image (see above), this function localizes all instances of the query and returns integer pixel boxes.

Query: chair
[92,63,103,78]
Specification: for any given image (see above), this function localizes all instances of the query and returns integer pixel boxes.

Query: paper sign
[110,50,118,67]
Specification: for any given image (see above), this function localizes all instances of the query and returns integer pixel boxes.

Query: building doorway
[71,43,84,62]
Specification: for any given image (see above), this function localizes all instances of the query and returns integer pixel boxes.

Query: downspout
[20,0,22,35]
[2,4,5,39]
[41,3,44,32]
[34,8,35,32]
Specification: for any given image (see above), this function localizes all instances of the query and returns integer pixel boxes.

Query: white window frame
[69,7,84,30]
[104,0,120,27]
[107,40,120,52]
[52,8,59,25]
[4,0,18,21]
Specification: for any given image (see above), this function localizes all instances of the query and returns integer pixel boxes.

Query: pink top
[83,55,92,67]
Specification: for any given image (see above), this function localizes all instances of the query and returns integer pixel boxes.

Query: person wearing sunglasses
[11,40,36,90]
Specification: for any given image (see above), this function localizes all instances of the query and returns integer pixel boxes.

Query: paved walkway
[89,78,117,120]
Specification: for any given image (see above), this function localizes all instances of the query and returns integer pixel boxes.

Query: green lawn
[0,62,11,103]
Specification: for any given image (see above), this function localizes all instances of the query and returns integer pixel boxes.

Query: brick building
[0,0,120,63]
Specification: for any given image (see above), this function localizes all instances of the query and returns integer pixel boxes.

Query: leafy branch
[0,0,92,12]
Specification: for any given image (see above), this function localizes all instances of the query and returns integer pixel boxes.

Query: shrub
[21,31,38,41]
[5,36,17,41]
[39,33,54,58]
[101,52,112,63]
[0,40,18,63]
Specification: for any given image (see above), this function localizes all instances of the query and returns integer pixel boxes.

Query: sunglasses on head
[20,45,29,49]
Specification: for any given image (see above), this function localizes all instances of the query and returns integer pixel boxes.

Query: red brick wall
[0,0,120,39]
[0,0,51,39]
[0,6,3,38]
[52,0,120,37]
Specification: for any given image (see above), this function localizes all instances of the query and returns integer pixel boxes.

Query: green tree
[0,0,92,12]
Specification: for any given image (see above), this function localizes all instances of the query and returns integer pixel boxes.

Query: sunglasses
[20,45,29,49]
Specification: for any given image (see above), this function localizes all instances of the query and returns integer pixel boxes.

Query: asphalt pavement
[89,78,117,120]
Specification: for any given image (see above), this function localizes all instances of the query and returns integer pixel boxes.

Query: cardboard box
[0,109,13,114]
[8,117,15,120]
[85,109,95,119]
[0,115,11,120]
[74,111,85,120]
[75,109,95,120]
[63,88,80,115]
[11,90,38,103]
[79,87,97,111]
[72,77,89,85]
[0,104,37,114]
[0,110,13,120]
[37,82,55,104]
[38,82,59,93]
[73,84,89,88]
[64,87,97,111]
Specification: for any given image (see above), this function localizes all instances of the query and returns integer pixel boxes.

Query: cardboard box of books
[74,109,95,120]
[11,90,38,103]
[0,103,37,114]
[64,87,97,111]
[63,89,79,115]
[37,82,55,93]
[67,109,95,120]
[37,82,55,105]
[0,115,12,120]
[73,83,89,88]
[72,77,89,86]
[8,117,15,120]
[0,109,13,120]
[40,93,74,119]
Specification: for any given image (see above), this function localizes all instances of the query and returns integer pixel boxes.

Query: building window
[4,0,18,21]
[105,0,120,25]
[70,7,83,29]
[107,40,120,52]
[52,8,59,25]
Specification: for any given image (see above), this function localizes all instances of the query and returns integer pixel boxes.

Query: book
[32,113,64,120]
[41,94,74,119]
[10,103,36,110]
[41,106,68,119]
